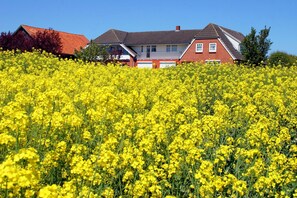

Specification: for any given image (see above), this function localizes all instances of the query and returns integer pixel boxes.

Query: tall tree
[240,26,272,66]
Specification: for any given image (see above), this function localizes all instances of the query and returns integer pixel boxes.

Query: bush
[0,29,62,54]
[268,51,295,66]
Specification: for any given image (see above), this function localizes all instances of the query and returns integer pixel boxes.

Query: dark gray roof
[93,29,127,44]
[195,23,244,60]
[195,23,220,39]
[93,29,200,45]
[93,23,244,60]
[220,26,245,42]
[124,30,201,45]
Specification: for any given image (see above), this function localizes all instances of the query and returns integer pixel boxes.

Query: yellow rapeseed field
[0,50,297,197]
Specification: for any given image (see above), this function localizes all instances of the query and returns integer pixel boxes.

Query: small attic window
[196,43,203,53]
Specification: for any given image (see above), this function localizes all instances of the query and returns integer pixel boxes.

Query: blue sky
[1,0,297,55]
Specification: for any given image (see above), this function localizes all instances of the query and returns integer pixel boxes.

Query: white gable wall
[224,33,241,52]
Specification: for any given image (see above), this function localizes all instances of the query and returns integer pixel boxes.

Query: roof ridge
[21,24,87,37]
[125,29,201,34]
[218,25,245,42]
[110,29,129,43]
[109,28,127,32]
[21,24,43,29]
[218,26,239,42]
[112,30,120,42]
[211,23,220,37]
[219,25,242,35]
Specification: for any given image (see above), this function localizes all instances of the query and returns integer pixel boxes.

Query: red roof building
[15,25,89,56]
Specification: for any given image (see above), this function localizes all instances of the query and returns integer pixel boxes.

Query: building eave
[179,39,195,59]
[219,27,241,43]
[120,43,137,57]
[218,38,236,60]
[13,25,32,38]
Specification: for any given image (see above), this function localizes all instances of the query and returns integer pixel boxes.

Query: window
[109,46,115,52]
[196,43,203,52]
[146,46,150,58]
[166,45,171,52]
[141,46,143,52]
[209,43,217,52]
[172,45,177,52]
[152,45,157,52]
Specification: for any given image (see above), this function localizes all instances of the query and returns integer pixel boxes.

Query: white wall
[131,44,188,60]
[224,34,241,52]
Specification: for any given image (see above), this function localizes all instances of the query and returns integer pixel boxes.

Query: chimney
[176,25,181,31]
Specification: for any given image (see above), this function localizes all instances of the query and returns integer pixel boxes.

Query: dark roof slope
[195,23,244,60]
[220,26,245,41]
[93,29,128,44]
[93,29,200,45]
[195,23,220,39]
[124,30,201,45]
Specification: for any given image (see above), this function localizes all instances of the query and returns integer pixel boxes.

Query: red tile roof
[20,25,89,55]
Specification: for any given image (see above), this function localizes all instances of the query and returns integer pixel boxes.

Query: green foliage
[240,27,272,66]
[268,51,295,66]
[289,54,297,63]
[74,41,109,63]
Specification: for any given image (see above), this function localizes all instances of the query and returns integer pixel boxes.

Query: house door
[146,46,151,58]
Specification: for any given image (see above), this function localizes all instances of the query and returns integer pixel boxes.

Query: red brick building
[93,23,244,68]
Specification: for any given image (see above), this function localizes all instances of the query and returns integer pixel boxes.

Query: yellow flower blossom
[0,51,296,197]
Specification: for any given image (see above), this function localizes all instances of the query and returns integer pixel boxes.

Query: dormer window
[209,43,217,52]
[196,43,203,53]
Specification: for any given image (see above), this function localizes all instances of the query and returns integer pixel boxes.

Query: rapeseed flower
[0,51,296,197]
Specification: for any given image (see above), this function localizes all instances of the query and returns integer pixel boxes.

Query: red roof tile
[20,25,89,55]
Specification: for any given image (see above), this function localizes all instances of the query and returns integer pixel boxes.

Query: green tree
[240,26,272,66]
[269,51,295,66]
[74,40,109,63]
[289,54,297,64]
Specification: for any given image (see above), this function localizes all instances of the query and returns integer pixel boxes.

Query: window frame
[171,45,177,52]
[146,46,151,58]
[166,45,171,52]
[196,43,203,53]
[151,45,157,52]
[209,43,217,53]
